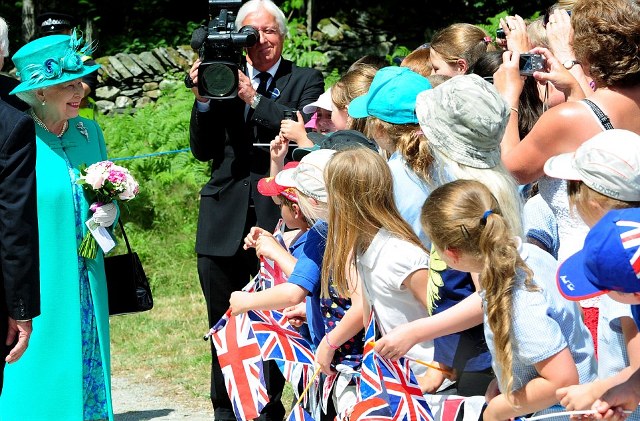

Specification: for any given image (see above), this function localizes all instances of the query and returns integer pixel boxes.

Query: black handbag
[104,219,154,316]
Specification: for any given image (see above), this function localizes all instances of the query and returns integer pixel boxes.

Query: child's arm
[593,368,640,420]
[229,282,308,315]
[484,347,579,421]
[255,234,297,276]
[375,288,483,360]
[269,135,288,178]
[404,268,430,308]
[557,316,640,410]
[243,226,270,250]
[280,112,314,147]
[315,268,365,375]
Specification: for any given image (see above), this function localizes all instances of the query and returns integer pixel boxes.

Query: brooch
[76,121,89,142]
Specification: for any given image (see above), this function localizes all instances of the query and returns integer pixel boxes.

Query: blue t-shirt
[631,304,640,331]
[429,247,492,373]
[287,221,327,348]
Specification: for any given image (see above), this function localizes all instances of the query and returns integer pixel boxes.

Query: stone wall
[93,46,195,115]
[92,13,398,115]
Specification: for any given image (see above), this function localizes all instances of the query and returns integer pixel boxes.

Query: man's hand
[6,318,32,363]
[237,71,258,105]
[188,60,208,103]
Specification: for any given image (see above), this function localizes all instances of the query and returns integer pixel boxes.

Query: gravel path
[112,375,213,420]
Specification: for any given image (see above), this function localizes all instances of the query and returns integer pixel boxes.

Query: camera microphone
[190,27,208,51]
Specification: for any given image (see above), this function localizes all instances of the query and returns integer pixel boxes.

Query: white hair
[431,147,524,238]
[15,89,40,107]
[235,0,288,36]
[0,17,9,57]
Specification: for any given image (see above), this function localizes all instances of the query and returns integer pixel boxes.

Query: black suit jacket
[0,100,40,323]
[190,59,324,256]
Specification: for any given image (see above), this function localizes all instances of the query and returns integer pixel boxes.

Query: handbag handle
[116,219,134,255]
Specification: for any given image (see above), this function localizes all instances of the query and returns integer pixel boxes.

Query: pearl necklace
[30,110,68,138]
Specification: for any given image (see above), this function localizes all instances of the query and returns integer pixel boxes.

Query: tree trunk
[306,0,313,41]
[22,0,36,43]
[85,18,94,45]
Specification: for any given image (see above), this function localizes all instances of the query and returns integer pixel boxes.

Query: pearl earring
[41,100,46,106]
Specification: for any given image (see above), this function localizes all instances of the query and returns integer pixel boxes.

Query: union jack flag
[424,395,486,421]
[347,396,393,421]
[287,404,315,421]
[377,353,434,421]
[358,312,388,401]
[211,313,268,421]
[248,309,315,365]
[258,219,289,290]
[618,220,640,277]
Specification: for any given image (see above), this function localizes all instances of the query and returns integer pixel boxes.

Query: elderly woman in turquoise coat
[0,33,116,420]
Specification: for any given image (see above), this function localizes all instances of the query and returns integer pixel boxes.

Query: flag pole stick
[367,341,453,376]
[285,365,322,419]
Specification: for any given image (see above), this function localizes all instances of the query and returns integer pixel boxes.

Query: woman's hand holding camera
[530,47,585,101]
[500,15,532,53]
[494,50,525,109]
[545,9,574,63]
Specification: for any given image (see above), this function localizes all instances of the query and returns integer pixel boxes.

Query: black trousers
[197,211,285,421]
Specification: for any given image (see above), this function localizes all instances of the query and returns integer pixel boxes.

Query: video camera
[191,0,258,99]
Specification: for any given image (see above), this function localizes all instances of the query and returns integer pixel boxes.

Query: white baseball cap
[544,129,640,202]
[275,149,336,202]
[302,88,333,114]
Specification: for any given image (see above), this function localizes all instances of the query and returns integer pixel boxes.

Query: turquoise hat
[10,31,100,95]
[347,66,431,124]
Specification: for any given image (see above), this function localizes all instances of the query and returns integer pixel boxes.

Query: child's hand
[416,367,446,394]
[255,234,285,260]
[229,291,250,315]
[280,113,307,144]
[244,226,270,250]
[557,383,600,412]
[315,335,338,376]
[374,323,417,361]
[283,303,306,328]
[270,135,288,165]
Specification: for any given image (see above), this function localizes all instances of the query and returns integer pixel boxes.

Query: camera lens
[496,28,506,39]
[201,63,237,97]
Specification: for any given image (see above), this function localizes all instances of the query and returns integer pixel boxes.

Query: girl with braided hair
[422,179,596,421]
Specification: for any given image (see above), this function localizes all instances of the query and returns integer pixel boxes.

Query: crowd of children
[228,0,640,419]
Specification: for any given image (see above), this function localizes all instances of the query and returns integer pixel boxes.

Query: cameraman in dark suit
[0,99,40,394]
[187,0,324,419]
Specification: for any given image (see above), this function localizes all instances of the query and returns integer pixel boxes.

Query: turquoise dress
[0,116,114,421]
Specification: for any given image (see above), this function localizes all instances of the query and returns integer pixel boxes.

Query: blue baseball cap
[347,67,431,124]
[557,208,640,301]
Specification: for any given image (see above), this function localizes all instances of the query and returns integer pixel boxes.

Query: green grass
[99,81,294,411]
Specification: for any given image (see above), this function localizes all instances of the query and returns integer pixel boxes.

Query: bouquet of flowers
[77,160,139,259]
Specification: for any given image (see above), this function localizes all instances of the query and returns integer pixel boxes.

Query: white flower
[84,168,109,189]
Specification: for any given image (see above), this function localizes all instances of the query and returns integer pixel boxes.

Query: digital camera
[519,53,545,76]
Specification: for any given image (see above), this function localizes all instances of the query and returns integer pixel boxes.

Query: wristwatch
[250,93,262,109]
[563,59,581,70]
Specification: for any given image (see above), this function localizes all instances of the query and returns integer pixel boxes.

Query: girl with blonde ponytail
[422,179,596,421]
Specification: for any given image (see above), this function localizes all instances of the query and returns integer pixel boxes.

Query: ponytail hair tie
[483,36,492,44]
[481,209,493,224]
[416,129,424,136]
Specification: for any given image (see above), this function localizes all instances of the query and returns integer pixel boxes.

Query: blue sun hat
[348,66,432,124]
[10,31,100,95]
